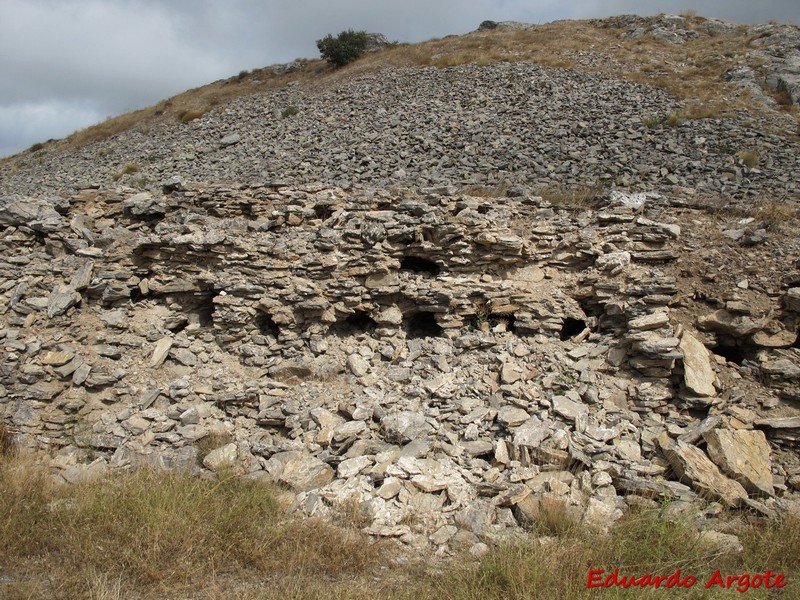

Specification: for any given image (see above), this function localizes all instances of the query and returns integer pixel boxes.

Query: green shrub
[316,29,368,67]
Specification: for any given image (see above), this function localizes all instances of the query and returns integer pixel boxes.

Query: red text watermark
[587,568,787,593]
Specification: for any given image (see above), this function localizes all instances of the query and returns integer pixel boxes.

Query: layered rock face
[2,14,800,553]
[2,180,799,550]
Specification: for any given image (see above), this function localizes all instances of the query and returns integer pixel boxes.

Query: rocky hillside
[1,13,800,555]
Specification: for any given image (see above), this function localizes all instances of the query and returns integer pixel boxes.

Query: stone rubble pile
[2,182,800,552]
[3,59,798,203]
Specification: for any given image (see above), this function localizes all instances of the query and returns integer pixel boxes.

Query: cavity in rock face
[400,255,441,276]
[406,311,444,339]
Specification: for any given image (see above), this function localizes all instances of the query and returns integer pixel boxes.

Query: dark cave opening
[560,317,587,341]
[164,291,216,332]
[406,311,444,339]
[329,311,378,337]
[129,287,145,304]
[313,203,333,220]
[255,312,280,338]
[194,293,216,328]
[400,255,441,276]
[711,343,745,365]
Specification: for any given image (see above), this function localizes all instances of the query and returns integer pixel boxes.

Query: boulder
[381,411,433,444]
[264,451,334,492]
[661,440,748,507]
[679,332,717,397]
[703,429,774,497]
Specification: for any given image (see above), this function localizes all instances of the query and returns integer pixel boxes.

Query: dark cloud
[1,0,797,157]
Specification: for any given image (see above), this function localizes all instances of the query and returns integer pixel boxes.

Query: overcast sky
[1,0,798,158]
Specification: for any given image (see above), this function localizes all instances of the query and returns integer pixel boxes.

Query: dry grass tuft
[530,496,580,537]
[538,184,607,209]
[0,422,16,458]
[178,109,208,123]
[110,162,140,182]
[736,149,760,168]
[461,182,512,198]
[196,431,235,463]
[747,194,800,231]
[646,103,724,129]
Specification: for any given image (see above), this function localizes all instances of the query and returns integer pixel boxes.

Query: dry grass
[644,102,724,129]
[737,149,760,169]
[537,184,608,209]
[196,431,235,463]
[440,508,800,600]
[0,455,389,599]
[3,448,800,599]
[747,194,800,231]
[0,422,16,458]
[528,496,580,537]
[177,109,207,123]
[461,182,512,198]
[110,162,140,181]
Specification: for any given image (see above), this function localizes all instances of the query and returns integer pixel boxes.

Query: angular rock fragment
[47,285,81,318]
[679,332,717,397]
[497,405,529,428]
[381,412,433,444]
[661,440,748,507]
[552,395,587,421]
[149,338,173,368]
[264,451,334,492]
[703,429,774,497]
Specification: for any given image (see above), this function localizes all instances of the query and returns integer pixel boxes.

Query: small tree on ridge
[316,30,368,67]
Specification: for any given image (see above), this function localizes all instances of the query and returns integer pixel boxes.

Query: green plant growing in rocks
[317,30,369,67]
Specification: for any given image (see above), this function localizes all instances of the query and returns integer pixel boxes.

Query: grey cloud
[0,100,103,157]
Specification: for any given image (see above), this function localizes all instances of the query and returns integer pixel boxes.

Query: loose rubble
[2,178,799,554]
[2,62,799,202]
[1,13,800,556]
